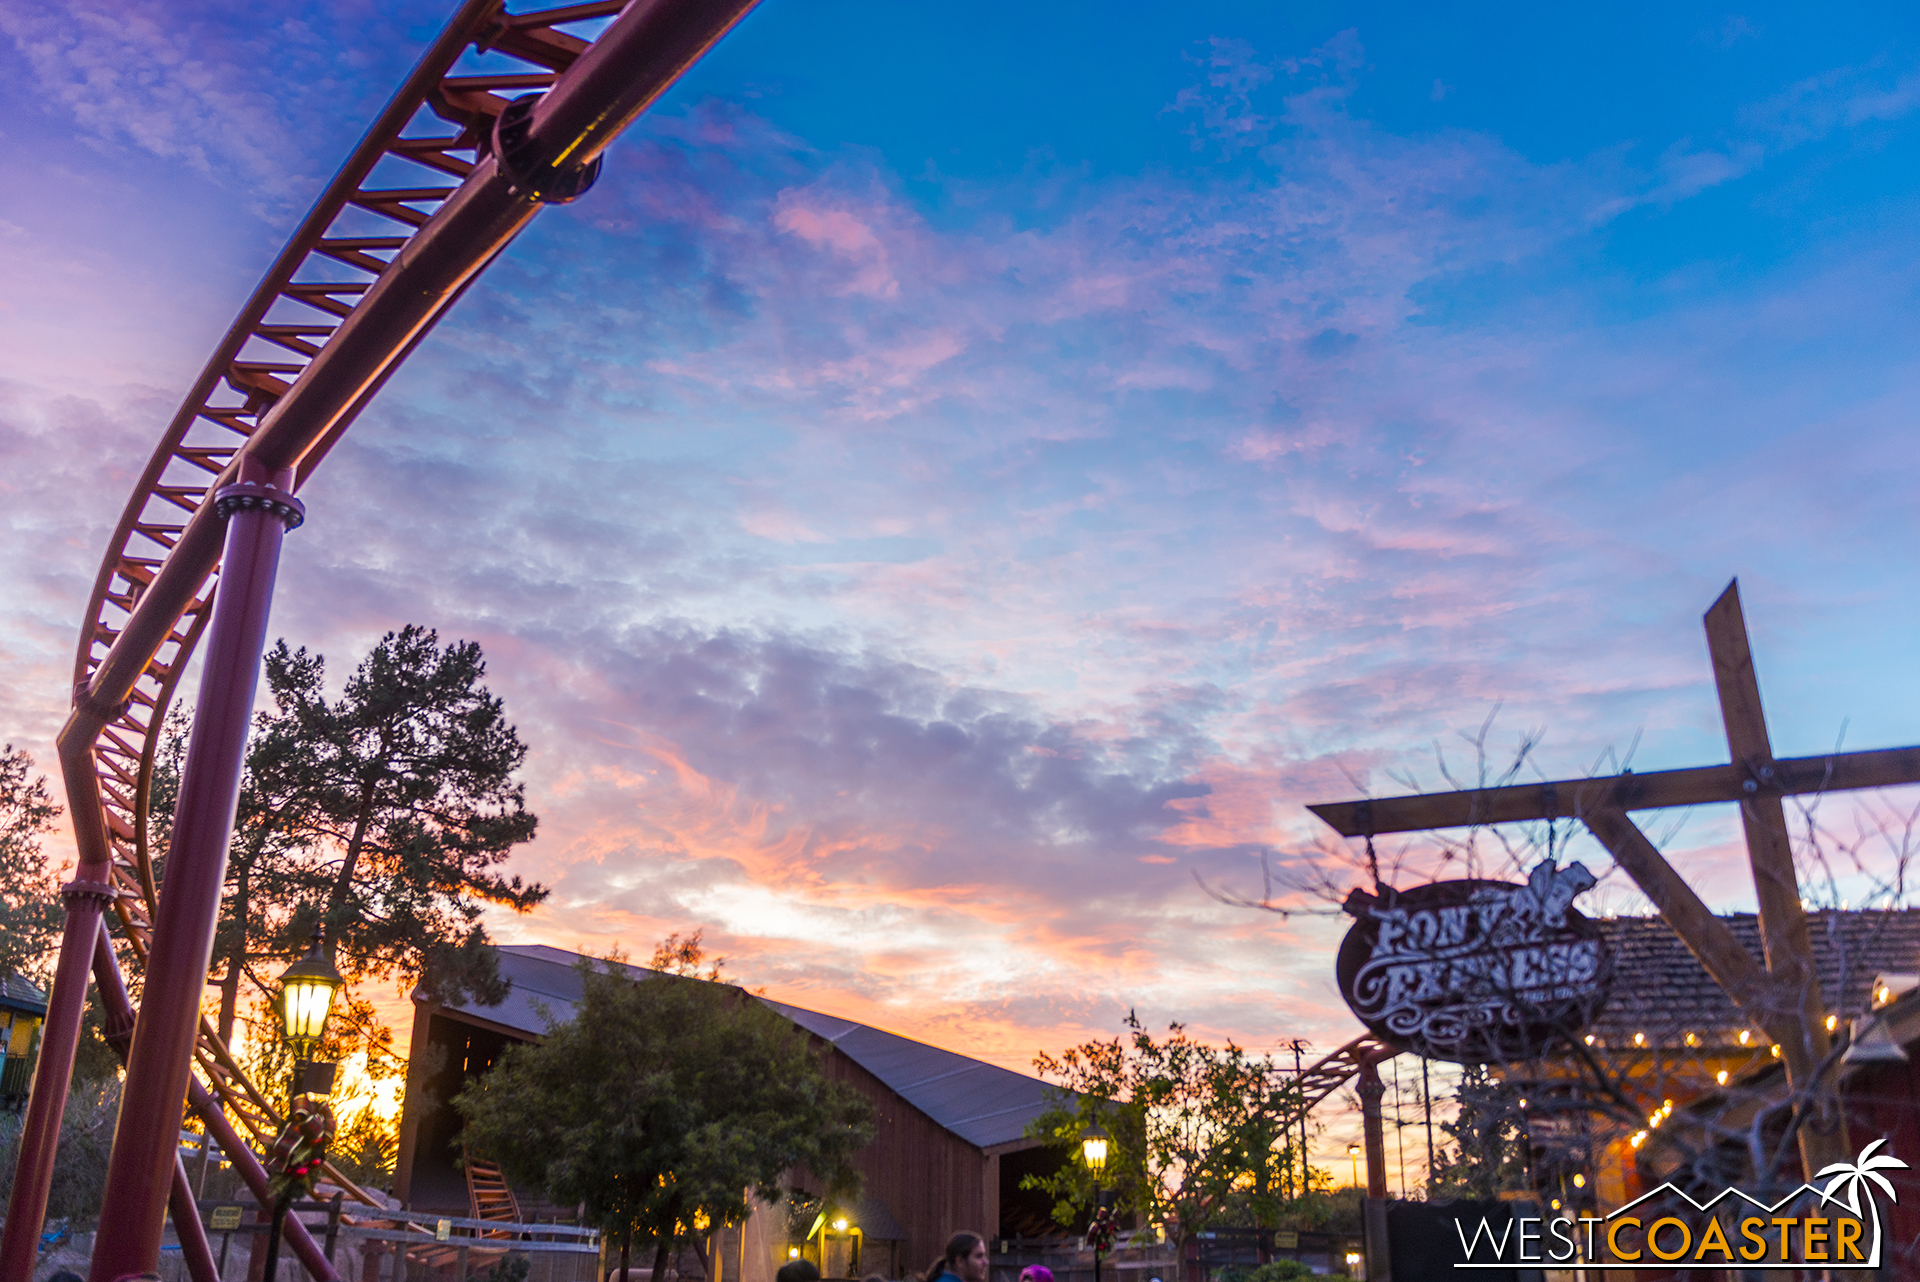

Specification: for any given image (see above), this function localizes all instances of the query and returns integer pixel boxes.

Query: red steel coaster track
[0,2,758,1278]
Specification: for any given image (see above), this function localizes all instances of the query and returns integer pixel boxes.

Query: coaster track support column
[88,460,304,1282]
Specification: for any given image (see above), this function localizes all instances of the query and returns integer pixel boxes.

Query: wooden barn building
[393,945,1069,1278]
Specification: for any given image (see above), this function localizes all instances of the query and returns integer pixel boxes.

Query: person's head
[1018,1267,1054,1282]
[943,1232,989,1282]
[778,1260,822,1282]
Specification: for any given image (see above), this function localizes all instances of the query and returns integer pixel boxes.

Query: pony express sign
[1337,861,1612,1063]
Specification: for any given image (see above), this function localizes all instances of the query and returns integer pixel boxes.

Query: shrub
[0,1076,121,1228]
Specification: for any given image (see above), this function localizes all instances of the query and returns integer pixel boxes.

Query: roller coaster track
[1294,1033,1394,1115]
[54,0,756,1218]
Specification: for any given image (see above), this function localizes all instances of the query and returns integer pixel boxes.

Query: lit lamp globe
[1080,1124,1110,1175]
[277,931,344,1064]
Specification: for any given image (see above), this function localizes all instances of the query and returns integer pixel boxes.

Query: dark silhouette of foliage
[1426,1064,1529,1199]
[1024,1011,1303,1277]
[454,946,872,1266]
[153,626,547,1060]
[0,745,61,982]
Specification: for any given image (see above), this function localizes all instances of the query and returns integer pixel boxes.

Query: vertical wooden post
[326,1191,344,1261]
[1703,582,1845,1177]
[247,1205,272,1282]
[1357,1058,1389,1199]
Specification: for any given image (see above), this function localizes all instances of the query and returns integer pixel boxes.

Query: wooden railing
[195,1199,600,1282]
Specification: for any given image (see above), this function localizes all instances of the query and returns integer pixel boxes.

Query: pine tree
[256,626,546,1001]
[1427,1064,1530,1199]
[156,626,547,1060]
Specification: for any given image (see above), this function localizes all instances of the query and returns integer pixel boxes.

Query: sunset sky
[4,0,1920,1175]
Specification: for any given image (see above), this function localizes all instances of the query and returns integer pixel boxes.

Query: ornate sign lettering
[1336,862,1613,1063]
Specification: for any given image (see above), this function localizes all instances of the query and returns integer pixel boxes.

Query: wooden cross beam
[1306,580,1920,1179]
[1306,743,1920,837]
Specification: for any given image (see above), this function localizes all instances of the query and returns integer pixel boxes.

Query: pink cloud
[4,19,1920,1104]
[773,191,901,298]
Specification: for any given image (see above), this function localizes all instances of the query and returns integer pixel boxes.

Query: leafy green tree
[0,745,61,982]
[1022,1041,1152,1222]
[454,947,873,1279]
[1024,1012,1302,1278]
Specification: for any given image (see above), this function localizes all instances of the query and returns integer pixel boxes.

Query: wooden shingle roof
[1590,910,1920,1045]
[0,973,47,1019]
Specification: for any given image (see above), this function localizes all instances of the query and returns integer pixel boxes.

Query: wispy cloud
[4,7,1920,1080]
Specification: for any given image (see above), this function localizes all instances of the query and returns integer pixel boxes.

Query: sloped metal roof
[763,997,1060,1149]
[428,944,1061,1150]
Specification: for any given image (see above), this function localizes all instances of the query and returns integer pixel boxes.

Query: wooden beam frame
[1307,743,1920,837]
[1581,806,1786,1042]
[1305,580,1905,1183]
[1703,582,1834,1102]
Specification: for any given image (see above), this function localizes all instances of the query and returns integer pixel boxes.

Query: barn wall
[391,999,436,1207]
[801,1039,992,1274]
[395,997,995,1270]
[393,1005,531,1211]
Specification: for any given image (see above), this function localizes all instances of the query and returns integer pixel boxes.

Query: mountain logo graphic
[1450,1139,1910,1270]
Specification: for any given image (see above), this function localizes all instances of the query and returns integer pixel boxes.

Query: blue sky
[3,0,1920,1168]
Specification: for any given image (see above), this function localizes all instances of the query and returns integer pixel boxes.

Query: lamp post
[277,928,344,1097]
[1347,1143,1360,1191]
[1082,1125,1112,1282]
[262,928,343,1279]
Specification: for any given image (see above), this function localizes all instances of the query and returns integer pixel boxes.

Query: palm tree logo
[1815,1138,1910,1267]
